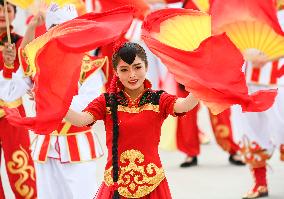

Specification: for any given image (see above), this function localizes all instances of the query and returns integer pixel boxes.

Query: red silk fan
[142,8,277,114]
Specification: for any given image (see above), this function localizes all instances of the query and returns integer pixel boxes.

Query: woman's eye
[135,66,142,70]
[121,69,127,72]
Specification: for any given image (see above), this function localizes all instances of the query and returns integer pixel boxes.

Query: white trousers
[35,158,99,199]
[232,85,284,151]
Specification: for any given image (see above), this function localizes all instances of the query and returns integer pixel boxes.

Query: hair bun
[113,38,128,54]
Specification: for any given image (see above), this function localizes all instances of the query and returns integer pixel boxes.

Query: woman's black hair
[107,74,120,199]
[109,42,147,199]
[110,90,120,199]
[112,42,148,70]
[0,0,17,14]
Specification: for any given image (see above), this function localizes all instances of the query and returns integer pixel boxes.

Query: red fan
[211,0,284,63]
[142,8,277,114]
[5,6,134,134]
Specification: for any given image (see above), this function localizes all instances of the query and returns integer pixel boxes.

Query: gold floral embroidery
[211,117,231,151]
[106,104,159,114]
[7,146,36,199]
[239,137,271,168]
[104,150,165,198]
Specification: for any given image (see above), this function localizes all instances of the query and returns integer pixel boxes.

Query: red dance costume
[85,81,182,199]
[0,33,37,198]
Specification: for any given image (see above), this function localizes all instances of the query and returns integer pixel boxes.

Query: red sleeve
[159,92,185,118]
[83,93,106,121]
[2,37,22,79]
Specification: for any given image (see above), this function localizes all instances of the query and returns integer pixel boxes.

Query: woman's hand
[21,12,45,49]
[28,12,45,29]
[174,93,199,114]
[64,109,95,127]
[243,49,268,68]
[2,43,16,66]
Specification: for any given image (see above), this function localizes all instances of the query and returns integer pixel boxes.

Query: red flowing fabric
[141,9,277,114]
[4,6,134,134]
[183,1,199,9]
[210,0,284,36]
[98,0,149,20]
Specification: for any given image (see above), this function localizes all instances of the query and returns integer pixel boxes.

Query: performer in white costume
[231,10,284,199]
[21,4,104,199]
[0,1,37,197]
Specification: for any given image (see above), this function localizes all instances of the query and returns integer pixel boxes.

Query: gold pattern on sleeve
[104,149,165,198]
[7,146,36,199]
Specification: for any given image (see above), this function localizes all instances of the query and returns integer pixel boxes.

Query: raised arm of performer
[65,43,198,127]
[20,12,45,48]
[66,93,197,127]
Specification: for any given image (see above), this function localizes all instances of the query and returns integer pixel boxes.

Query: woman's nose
[129,68,136,77]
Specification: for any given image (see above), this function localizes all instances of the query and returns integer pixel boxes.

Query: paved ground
[93,120,284,199]
[1,100,283,199]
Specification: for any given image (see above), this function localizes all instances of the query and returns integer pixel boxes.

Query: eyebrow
[133,63,141,66]
[119,65,128,68]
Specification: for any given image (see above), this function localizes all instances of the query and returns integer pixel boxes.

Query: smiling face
[116,55,148,91]
[0,3,15,30]
[112,42,148,94]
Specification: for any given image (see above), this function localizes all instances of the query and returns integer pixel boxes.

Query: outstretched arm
[20,12,45,48]
[174,93,199,113]
[65,109,95,127]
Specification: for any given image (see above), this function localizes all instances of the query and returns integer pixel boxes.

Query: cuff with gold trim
[3,63,15,79]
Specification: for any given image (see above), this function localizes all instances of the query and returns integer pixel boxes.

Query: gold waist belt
[0,98,22,118]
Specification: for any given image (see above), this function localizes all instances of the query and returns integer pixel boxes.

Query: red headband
[112,38,128,54]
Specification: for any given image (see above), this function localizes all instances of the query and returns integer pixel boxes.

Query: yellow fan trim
[154,14,211,51]
[219,21,284,61]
